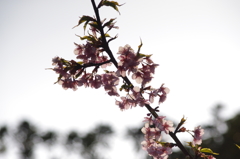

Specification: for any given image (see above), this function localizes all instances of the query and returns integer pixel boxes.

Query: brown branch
[169,132,192,158]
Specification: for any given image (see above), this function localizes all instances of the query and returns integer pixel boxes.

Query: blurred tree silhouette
[200,104,240,159]
[125,127,152,159]
[0,126,7,153]
[40,131,57,146]
[0,120,114,159]
[14,121,37,159]
[65,124,113,159]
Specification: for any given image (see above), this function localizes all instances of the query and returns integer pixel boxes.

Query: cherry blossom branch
[90,0,157,117]
[50,1,217,158]
[90,0,194,158]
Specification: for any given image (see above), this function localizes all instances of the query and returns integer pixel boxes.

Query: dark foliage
[0,121,113,159]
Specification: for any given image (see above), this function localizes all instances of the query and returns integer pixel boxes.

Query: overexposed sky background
[1,0,240,158]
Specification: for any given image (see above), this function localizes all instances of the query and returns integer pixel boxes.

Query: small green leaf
[200,148,219,155]
[99,0,123,14]
[119,83,132,92]
[187,142,194,147]
[136,39,143,55]
[80,35,97,44]
[154,140,162,144]
[103,18,116,28]
[80,36,93,41]
[77,61,84,65]
[138,53,146,58]
[104,70,110,73]
[60,59,70,66]
[104,33,110,37]
[89,21,99,30]
[73,16,96,32]
[235,144,240,149]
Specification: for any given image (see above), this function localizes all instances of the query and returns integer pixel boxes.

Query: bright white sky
[1,0,240,158]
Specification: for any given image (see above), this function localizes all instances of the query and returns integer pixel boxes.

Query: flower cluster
[115,86,148,110]
[116,44,141,77]
[102,72,120,96]
[74,42,111,68]
[52,41,169,111]
[141,116,174,159]
[116,44,159,87]
[52,55,117,92]
[115,83,170,110]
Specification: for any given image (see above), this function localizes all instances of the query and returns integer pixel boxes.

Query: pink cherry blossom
[58,77,78,91]
[158,94,166,104]
[132,70,143,84]
[157,84,170,94]
[148,63,159,74]
[207,155,216,159]
[192,126,204,145]
[52,57,70,78]
[142,123,161,142]
[157,85,170,104]
[128,86,149,106]
[161,120,174,134]
[141,116,173,159]
[74,43,84,56]
[148,89,159,103]
[116,65,126,77]
[77,72,91,88]
[107,86,119,96]
[74,42,100,63]
[115,97,131,110]
[133,65,154,86]
[52,56,61,66]
[88,74,102,89]
[147,143,172,159]
[52,67,69,78]
[141,140,150,151]
[97,55,111,68]
[154,116,174,134]
[143,116,154,125]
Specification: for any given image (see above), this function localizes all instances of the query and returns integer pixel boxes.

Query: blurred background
[1,0,240,158]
